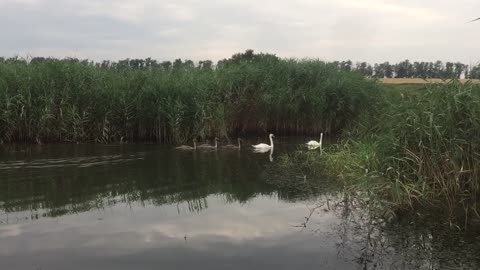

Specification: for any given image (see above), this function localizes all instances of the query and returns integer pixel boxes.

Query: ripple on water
[0,153,145,170]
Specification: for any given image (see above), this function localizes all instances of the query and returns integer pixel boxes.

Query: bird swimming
[175,139,197,150]
[252,134,274,150]
[222,138,242,149]
[306,133,323,151]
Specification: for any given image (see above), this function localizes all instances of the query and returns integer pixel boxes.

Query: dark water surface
[0,140,479,270]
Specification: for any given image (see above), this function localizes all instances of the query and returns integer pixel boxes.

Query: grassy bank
[0,53,378,144]
[321,81,480,228]
[268,81,480,228]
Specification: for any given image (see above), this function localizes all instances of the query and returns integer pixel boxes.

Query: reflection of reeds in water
[300,192,480,270]
[0,147,279,220]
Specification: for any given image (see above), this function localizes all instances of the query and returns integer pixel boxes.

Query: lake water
[0,140,479,270]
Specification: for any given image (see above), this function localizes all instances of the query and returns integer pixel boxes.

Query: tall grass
[0,55,379,144]
[325,81,480,227]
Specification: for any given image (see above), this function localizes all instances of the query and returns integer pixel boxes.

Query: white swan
[222,138,242,149]
[306,133,323,150]
[253,146,274,162]
[252,134,274,150]
[176,139,197,150]
[197,137,219,149]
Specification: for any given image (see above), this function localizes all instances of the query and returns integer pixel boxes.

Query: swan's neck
[319,134,323,153]
[193,141,196,149]
[214,140,218,148]
[269,136,274,147]
[238,139,241,148]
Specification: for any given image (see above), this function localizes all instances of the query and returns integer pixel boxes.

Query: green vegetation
[317,82,480,228]
[0,51,378,144]
[1,50,479,228]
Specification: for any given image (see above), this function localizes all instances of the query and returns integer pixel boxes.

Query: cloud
[0,0,479,63]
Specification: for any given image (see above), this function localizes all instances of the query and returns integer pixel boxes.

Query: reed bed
[0,57,379,144]
[324,81,480,227]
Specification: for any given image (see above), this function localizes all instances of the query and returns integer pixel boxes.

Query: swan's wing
[252,143,270,148]
[197,145,215,148]
[306,140,318,145]
[197,144,211,147]
[253,148,271,153]
[222,144,236,148]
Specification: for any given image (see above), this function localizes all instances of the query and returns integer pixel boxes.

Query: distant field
[381,78,480,85]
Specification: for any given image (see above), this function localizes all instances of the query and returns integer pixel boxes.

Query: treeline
[1,50,479,79]
[349,60,480,79]
[0,50,379,144]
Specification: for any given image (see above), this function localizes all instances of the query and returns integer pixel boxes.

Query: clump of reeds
[325,81,480,227]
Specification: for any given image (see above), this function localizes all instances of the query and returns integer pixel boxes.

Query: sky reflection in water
[0,143,479,270]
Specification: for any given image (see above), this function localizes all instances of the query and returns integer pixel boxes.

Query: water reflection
[0,144,479,270]
[301,194,480,270]
[0,145,281,219]
[253,147,274,162]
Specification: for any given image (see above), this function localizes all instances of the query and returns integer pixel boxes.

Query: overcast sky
[1,0,479,63]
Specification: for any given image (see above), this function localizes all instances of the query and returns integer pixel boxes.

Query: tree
[117,59,130,69]
[183,59,195,70]
[340,60,352,71]
[173,59,183,70]
[144,57,158,68]
[373,64,383,78]
[199,60,213,70]
[231,49,255,63]
[445,62,455,78]
[101,60,111,68]
[355,62,370,76]
[366,64,373,77]
[217,50,279,67]
[395,60,414,78]
[412,62,430,78]
[454,62,465,79]
[384,62,393,78]
[433,61,443,78]
[216,59,227,69]
[470,64,480,79]
[161,61,172,71]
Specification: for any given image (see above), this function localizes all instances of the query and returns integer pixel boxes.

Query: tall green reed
[326,81,480,226]
[0,55,378,144]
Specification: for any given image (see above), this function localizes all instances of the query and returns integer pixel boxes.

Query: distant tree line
[345,60,480,79]
[1,51,479,79]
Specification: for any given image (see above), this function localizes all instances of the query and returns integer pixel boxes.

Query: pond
[0,139,479,270]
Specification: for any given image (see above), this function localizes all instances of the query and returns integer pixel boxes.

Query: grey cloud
[0,0,479,63]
